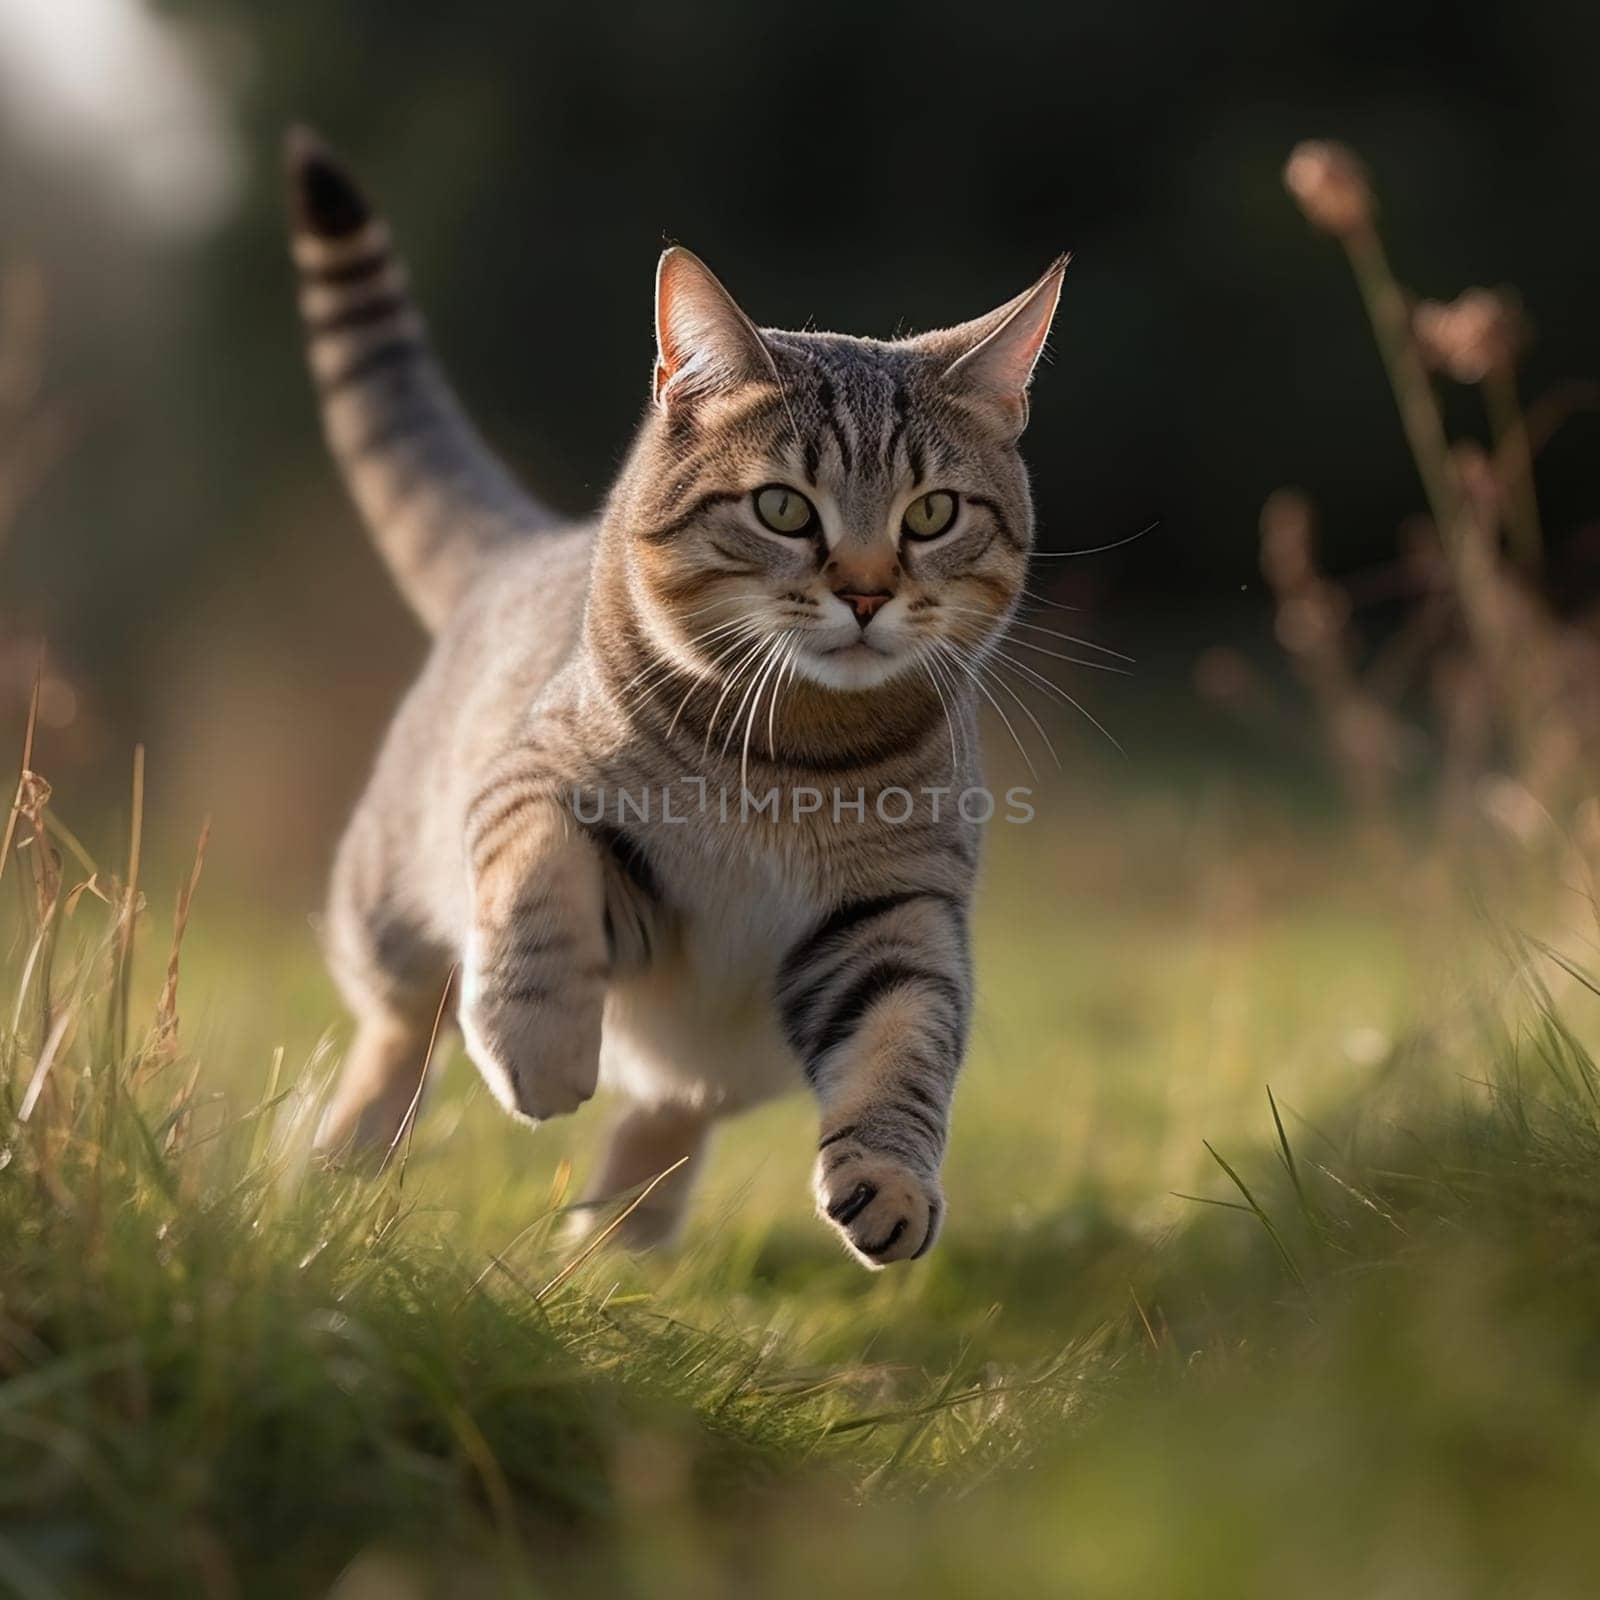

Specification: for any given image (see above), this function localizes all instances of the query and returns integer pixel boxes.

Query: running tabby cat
[287,127,1063,1266]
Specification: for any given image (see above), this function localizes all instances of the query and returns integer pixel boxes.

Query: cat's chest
[647,825,819,986]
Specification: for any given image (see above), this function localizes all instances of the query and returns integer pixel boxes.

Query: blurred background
[2,0,1599,903]
[11,12,1600,1589]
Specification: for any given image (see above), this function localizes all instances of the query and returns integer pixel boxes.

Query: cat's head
[613,249,1064,694]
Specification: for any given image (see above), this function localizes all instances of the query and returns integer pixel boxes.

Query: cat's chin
[793,641,912,693]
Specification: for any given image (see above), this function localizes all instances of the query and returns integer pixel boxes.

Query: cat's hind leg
[316,817,453,1159]
[316,1006,438,1158]
[569,1100,710,1249]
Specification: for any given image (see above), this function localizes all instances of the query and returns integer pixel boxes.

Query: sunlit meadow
[7,143,1600,1597]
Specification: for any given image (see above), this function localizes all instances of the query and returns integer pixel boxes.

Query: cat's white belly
[596,888,812,1113]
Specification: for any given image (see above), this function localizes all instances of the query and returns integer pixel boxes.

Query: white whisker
[996,637,1133,675]
[663,624,765,740]
[988,651,1125,756]
[725,629,787,761]
[942,635,1123,758]
[918,654,962,781]
[739,630,798,793]
[766,635,804,769]
[936,602,1134,665]
[934,640,1037,781]
[970,656,1061,771]
[1019,586,1082,613]
[1028,521,1157,559]
[617,614,755,709]
[702,632,776,757]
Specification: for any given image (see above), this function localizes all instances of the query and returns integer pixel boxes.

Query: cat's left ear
[654,247,775,409]
[929,255,1069,434]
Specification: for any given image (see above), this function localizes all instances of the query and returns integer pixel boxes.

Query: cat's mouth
[795,634,911,693]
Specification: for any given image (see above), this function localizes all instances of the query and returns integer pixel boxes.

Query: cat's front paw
[459,967,600,1123]
[813,1138,943,1267]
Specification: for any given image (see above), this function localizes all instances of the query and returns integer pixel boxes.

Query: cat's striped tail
[285,126,552,634]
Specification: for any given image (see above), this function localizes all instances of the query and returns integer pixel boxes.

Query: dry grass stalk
[378,965,458,1190]
[161,1051,208,1160]
[114,745,146,1058]
[535,1155,692,1303]
[1258,490,1405,837]
[150,817,212,1067]
[1283,141,1373,238]
[0,654,42,893]
[1416,288,1544,577]
[1272,140,1600,840]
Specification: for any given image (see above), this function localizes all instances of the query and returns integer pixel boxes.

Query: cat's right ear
[654,248,774,409]
[927,256,1068,436]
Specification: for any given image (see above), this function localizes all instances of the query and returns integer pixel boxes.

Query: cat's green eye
[753,485,817,536]
[902,490,958,541]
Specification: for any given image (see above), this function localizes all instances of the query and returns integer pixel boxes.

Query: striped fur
[286,127,555,632]
[293,129,1063,1267]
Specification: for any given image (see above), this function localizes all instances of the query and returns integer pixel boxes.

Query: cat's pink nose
[837,590,892,627]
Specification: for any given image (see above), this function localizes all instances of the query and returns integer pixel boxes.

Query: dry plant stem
[1482,364,1545,575]
[13,718,63,1080]
[16,1007,70,1122]
[113,745,145,1065]
[150,818,211,1069]
[0,655,41,892]
[162,1053,207,1159]
[1129,1285,1161,1353]
[536,1156,692,1302]
[1343,225,1534,772]
[247,1046,286,1171]
[454,1164,572,1311]
[378,965,458,1188]
[1259,492,1399,845]
[1343,226,1465,547]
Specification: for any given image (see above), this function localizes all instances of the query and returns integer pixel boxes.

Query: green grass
[8,778,1600,1597]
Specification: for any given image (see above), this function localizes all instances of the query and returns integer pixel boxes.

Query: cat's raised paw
[459,973,600,1123]
[813,1142,943,1267]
